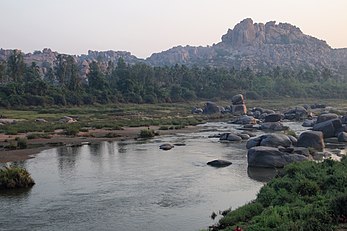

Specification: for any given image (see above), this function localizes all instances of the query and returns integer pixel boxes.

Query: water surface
[0,122,269,231]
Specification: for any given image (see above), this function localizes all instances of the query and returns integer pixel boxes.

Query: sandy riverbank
[0,125,202,163]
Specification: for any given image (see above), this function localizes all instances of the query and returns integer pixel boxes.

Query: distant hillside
[1,18,347,76]
[147,18,347,75]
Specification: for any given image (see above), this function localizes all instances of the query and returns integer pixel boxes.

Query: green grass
[217,157,347,231]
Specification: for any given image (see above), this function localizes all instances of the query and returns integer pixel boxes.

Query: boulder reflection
[247,166,280,182]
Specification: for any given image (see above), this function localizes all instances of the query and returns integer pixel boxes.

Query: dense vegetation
[0,166,35,189]
[0,51,347,107]
[214,157,347,231]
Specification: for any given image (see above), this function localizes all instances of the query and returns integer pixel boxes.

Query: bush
[16,137,28,149]
[64,126,80,136]
[139,129,156,138]
[0,166,35,189]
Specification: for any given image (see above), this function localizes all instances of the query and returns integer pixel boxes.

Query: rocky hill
[1,18,347,76]
[147,18,347,74]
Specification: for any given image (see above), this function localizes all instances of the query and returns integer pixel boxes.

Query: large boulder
[284,106,308,120]
[231,94,244,105]
[203,102,220,114]
[207,160,232,168]
[159,143,174,150]
[297,131,325,151]
[338,132,347,142]
[231,115,257,125]
[312,118,342,138]
[246,134,293,149]
[247,146,309,168]
[220,133,242,142]
[302,119,316,127]
[316,113,338,124]
[231,104,247,115]
[264,113,282,122]
[260,122,287,131]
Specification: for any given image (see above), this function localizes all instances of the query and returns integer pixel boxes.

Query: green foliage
[27,133,51,139]
[16,137,28,149]
[1,56,347,108]
[64,125,80,136]
[0,166,35,189]
[217,158,347,230]
[139,129,156,138]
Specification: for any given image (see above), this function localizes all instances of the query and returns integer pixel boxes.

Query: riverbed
[0,122,298,231]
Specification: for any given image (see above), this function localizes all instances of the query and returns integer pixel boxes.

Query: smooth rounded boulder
[260,122,287,131]
[312,118,342,138]
[316,113,338,124]
[247,146,309,168]
[159,143,174,150]
[220,133,242,142]
[203,102,220,114]
[207,160,232,168]
[296,131,325,151]
[264,113,282,122]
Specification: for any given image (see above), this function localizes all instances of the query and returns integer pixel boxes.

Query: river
[0,122,303,231]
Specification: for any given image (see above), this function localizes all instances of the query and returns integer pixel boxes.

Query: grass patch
[0,166,35,189]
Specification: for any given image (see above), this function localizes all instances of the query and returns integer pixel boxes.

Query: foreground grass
[214,157,347,231]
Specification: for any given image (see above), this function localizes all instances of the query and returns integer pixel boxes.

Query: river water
[0,122,303,231]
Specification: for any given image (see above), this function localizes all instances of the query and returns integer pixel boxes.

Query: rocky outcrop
[146,18,347,75]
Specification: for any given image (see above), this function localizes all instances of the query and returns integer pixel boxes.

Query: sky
[0,0,346,58]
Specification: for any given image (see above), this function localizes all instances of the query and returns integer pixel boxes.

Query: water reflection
[247,167,279,182]
[57,146,81,173]
[0,187,32,198]
[117,142,127,153]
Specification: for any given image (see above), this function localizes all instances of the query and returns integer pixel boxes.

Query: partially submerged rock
[207,160,232,168]
[159,143,174,150]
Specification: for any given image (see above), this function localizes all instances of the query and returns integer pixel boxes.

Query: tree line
[0,50,346,107]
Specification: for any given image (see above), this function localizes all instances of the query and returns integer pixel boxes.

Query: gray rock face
[317,113,338,124]
[247,146,309,168]
[207,160,232,168]
[264,113,282,122]
[313,118,342,138]
[297,131,325,151]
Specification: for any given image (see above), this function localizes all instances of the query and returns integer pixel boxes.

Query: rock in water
[159,143,174,150]
[207,160,232,168]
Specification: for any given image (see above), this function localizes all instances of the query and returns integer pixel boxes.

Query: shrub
[16,138,28,149]
[0,166,35,189]
[139,129,156,138]
[64,126,80,136]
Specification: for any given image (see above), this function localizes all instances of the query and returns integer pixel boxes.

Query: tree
[7,50,25,82]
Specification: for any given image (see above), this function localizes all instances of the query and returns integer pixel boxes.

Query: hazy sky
[1,0,346,58]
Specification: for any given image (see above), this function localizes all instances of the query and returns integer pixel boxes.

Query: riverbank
[0,125,202,163]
